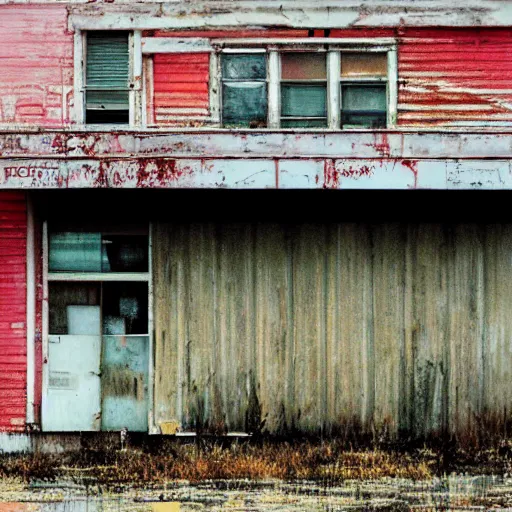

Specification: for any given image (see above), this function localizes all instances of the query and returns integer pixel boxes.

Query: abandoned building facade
[1,0,512,449]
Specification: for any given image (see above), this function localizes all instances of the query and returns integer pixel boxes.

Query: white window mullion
[327,50,341,130]
[73,31,85,124]
[268,49,280,128]
[387,47,398,127]
[210,51,221,124]
[130,30,143,126]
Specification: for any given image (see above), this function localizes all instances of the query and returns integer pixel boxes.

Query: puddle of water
[1,476,511,512]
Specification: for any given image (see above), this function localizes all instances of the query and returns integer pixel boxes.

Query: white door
[42,334,101,431]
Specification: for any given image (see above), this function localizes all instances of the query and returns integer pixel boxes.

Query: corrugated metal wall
[154,222,512,440]
[399,28,512,126]
[0,192,26,432]
[0,5,73,126]
[151,53,210,124]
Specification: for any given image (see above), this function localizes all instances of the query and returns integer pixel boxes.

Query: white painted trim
[209,52,221,124]
[146,56,155,126]
[25,194,35,425]
[41,221,49,431]
[48,272,150,282]
[387,47,398,127]
[220,48,267,54]
[132,30,143,127]
[147,222,157,434]
[331,45,395,52]
[327,51,341,130]
[72,31,85,125]
[268,50,280,129]
[142,56,148,127]
[142,37,213,54]
[214,38,397,46]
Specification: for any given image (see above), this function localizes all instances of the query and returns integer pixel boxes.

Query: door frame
[40,220,155,433]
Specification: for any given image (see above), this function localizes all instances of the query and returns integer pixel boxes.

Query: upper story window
[221,53,268,128]
[280,52,327,128]
[340,53,388,128]
[85,32,130,124]
[220,47,393,129]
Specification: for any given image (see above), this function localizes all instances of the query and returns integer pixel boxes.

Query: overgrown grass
[0,438,510,487]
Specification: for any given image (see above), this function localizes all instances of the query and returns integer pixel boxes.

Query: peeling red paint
[371,133,391,157]
[399,27,512,126]
[51,133,70,154]
[339,165,375,178]
[0,191,27,432]
[0,5,73,127]
[401,159,419,188]
[152,53,210,125]
[323,159,340,189]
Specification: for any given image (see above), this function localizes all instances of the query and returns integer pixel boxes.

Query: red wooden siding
[399,28,512,126]
[0,5,73,127]
[0,192,26,432]
[151,53,210,125]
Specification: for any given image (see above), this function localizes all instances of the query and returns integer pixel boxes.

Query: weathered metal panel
[0,191,27,432]
[5,131,512,160]
[66,1,512,30]
[153,222,512,439]
[0,5,73,127]
[152,53,210,123]
[41,333,101,432]
[399,28,512,127]
[1,155,511,191]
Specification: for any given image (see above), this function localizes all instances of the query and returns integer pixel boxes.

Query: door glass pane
[281,53,327,80]
[102,282,148,335]
[281,84,327,117]
[49,283,101,335]
[222,83,267,126]
[341,53,388,77]
[222,54,266,80]
[342,85,387,112]
[101,335,149,432]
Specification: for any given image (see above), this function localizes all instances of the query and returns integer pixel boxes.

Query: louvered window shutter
[85,32,130,124]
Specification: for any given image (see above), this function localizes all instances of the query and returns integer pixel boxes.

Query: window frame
[219,48,269,128]
[279,49,329,128]
[74,30,143,127]
[216,41,397,130]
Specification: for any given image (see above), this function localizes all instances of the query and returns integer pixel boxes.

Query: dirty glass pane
[281,53,327,80]
[281,119,327,128]
[101,335,149,432]
[49,283,101,334]
[342,113,387,128]
[49,232,102,272]
[342,85,387,112]
[86,90,130,110]
[102,282,148,335]
[281,84,327,118]
[101,235,148,272]
[222,83,267,126]
[342,84,387,127]
[222,54,266,80]
[341,53,388,77]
